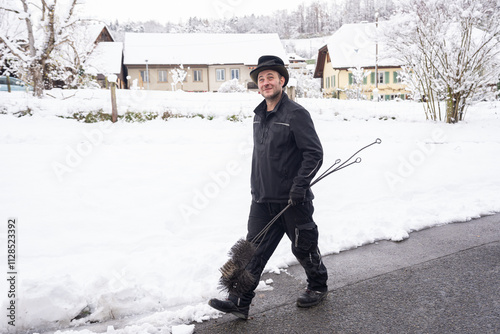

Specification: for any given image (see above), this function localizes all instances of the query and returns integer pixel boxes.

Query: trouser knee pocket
[294,222,318,252]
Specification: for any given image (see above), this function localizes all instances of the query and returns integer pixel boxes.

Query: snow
[86,43,124,76]
[1,89,500,334]
[171,324,194,334]
[326,22,402,69]
[256,280,274,292]
[123,33,288,66]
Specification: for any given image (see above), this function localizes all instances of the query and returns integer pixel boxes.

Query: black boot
[208,296,249,320]
[296,288,328,308]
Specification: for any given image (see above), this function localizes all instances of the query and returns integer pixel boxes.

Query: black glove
[288,186,306,206]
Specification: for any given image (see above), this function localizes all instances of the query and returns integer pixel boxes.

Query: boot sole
[230,311,248,320]
[296,292,328,308]
[208,299,248,320]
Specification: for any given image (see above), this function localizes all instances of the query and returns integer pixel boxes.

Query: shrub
[218,79,247,93]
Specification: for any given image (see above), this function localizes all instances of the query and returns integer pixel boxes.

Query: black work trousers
[232,201,328,306]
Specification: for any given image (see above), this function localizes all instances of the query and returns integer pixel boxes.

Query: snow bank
[0,89,263,120]
[1,90,499,333]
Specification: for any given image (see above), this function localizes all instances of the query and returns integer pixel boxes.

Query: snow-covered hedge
[218,79,247,93]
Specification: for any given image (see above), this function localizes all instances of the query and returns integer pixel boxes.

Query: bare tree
[385,0,500,123]
[107,1,397,41]
[0,0,83,97]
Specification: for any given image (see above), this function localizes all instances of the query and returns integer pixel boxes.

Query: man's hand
[288,186,306,206]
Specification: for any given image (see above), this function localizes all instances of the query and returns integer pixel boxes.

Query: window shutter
[348,73,353,85]
[394,71,398,83]
[363,76,367,85]
[371,72,375,84]
[385,71,390,84]
[401,94,405,100]
[333,75,335,87]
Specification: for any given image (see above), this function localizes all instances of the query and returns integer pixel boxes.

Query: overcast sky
[81,0,320,23]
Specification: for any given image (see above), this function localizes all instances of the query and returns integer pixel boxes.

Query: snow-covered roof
[87,23,113,42]
[123,33,288,66]
[86,42,123,75]
[327,22,402,69]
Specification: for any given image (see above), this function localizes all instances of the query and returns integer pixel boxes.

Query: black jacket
[251,92,323,203]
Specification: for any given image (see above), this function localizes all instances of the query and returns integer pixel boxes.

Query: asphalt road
[194,213,500,334]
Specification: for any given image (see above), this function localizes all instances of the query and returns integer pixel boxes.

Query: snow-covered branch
[0,0,93,96]
[385,0,500,123]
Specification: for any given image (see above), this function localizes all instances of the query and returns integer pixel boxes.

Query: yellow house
[123,33,288,92]
[314,22,410,100]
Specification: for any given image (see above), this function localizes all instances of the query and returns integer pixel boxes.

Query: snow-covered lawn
[1,90,500,334]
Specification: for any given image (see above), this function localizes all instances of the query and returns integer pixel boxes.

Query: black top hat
[250,55,289,87]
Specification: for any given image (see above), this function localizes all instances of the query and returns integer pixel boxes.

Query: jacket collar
[254,92,289,118]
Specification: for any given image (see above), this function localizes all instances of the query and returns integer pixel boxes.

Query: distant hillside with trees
[107,0,397,43]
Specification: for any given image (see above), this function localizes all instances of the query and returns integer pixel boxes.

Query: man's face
[257,70,284,100]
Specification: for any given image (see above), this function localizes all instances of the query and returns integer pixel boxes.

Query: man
[209,55,328,319]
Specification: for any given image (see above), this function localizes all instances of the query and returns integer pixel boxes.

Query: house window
[193,70,202,82]
[349,73,361,85]
[394,71,402,83]
[158,70,167,82]
[377,72,385,84]
[388,94,405,100]
[216,69,225,81]
[231,69,239,80]
[140,70,149,83]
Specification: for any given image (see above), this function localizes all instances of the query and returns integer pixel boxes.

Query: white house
[123,33,288,92]
[314,22,409,100]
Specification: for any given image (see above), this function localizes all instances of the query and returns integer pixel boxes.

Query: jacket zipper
[260,114,269,144]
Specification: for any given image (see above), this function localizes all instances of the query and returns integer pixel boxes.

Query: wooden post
[286,86,296,101]
[110,81,118,123]
[6,75,11,93]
